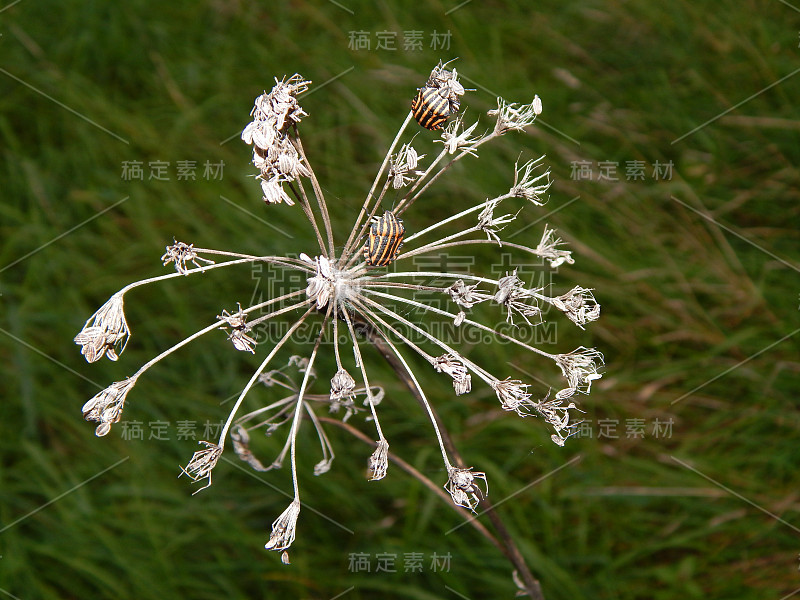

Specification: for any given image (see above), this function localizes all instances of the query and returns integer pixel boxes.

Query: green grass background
[1,1,799,598]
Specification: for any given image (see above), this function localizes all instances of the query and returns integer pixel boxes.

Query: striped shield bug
[411,87,451,131]
[364,211,405,267]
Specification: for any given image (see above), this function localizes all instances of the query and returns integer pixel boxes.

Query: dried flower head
[489,96,543,134]
[437,115,481,155]
[492,378,533,415]
[242,75,312,204]
[535,225,575,268]
[264,499,301,552]
[448,279,481,309]
[510,157,551,206]
[74,293,130,363]
[445,467,488,513]
[493,270,542,325]
[161,240,215,275]
[242,74,311,144]
[81,377,137,436]
[180,441,223,493]
[433,354,472,396]
[532,392,584,446]
[367,439,390,481]
[389,143,424,189]
[75,61,603,558]
[551,286,601,330]
[556,347,604,394]
[218,303,257,353]
[330,367,356,401]
[478,198,520,245]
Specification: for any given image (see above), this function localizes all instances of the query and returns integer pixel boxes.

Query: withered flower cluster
[75,61,602,559]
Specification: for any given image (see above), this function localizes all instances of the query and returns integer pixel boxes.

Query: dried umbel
[75,61,603,559]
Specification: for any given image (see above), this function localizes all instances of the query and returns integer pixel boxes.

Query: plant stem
[352,315,546,600]
[316,416,503,554]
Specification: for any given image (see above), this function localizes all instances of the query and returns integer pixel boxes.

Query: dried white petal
[532,95,543,115]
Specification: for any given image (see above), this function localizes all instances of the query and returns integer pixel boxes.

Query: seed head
[265,499,301,551]
[81,377,137,436]
[367,439,389,481]
[491,378,532,415]
[180,441,223,493]
[330,368,356,401]
[535,225,574,268]
[477,198,520,245]
[433,354,472,396]
[489,96,542,134]
[74,293,130,363]
[510,157,551,206]
[161,240,215,275]
[445,467,488,513]
[555,347,604,394]
[551,286,601,330]
[218,303,257,353]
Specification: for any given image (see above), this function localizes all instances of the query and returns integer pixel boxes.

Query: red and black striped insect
[411,87,451,130]
[364,211,405,267]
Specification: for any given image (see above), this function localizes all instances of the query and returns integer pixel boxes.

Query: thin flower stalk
[137,292,308,384]
[286,179,328,259]
[340,308,390,470]
[217,304,316,447]
[361,287,556,362]
[354,294,497,387]
[291,129,335,258]
[341,111,415,259]
[353,305,454,472]
[286,315,329,493]
[395,196,518,262]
